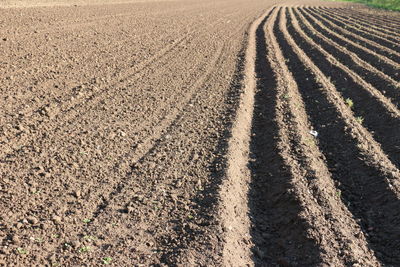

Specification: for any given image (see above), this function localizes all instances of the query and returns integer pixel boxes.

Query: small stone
[48,254,56,262]
[40,222,49,230]
[71,240,80,248]
[148,162,156,169]
[0,247,9,255]
[127,206,134,213]
[11,235,20,245]
[74,190,81,198]
[27,216,39,224]
[15,125,25,132]
[35,165,44,172]
[52,215,62,224]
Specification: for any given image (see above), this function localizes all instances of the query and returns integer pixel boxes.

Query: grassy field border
[331,0,400,11]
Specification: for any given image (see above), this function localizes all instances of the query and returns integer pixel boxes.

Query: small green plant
[345,98,354,108]
[305,137,316,146]
[78,246,91,253]
[102,257,112,265]
[355,116,364,124]
[34,237,44,243]
[188,215,194,220]
[16,247,28,255]
[83,218,91,223]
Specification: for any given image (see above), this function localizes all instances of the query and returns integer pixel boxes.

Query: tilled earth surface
[1,0,400,266]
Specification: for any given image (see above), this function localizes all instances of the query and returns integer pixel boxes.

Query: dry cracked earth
[0,0,399,266]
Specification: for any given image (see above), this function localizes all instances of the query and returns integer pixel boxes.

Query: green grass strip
[332,0,400,11]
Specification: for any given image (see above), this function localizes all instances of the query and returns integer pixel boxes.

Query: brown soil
[1,0,400,266]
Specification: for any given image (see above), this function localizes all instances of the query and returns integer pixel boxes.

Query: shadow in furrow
[291,9,400,111]
[316,8,400,45]
[308,7,400,57]
[330,7,400,27]
[279,10,400,265]
[248,11,322,266]
[298,9,399,82]
[300,8,400,82]
[294,9,400,170]
[317,8,400,40]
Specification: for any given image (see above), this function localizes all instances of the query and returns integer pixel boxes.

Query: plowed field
[0,0,399,266]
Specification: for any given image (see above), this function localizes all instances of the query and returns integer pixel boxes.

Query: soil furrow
[57,10,266,265]
[291,9,400,108]
[246,7,376,266]
[2,1,400,266]
[290,8,400,173]
[282,6,400,265]
[314,7,400,47]
[321,7,400,34]
[330,7,400,26]
[57,12,256,218]
[298,8,400,82]
[219,7,275,266]
[250,8,336,265]
[317,7,400,40]
[309,7,400,56]
[305,7,400,64]
[293,8,399,93]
